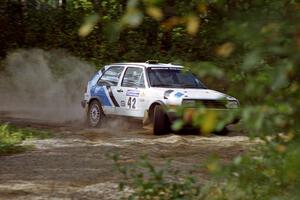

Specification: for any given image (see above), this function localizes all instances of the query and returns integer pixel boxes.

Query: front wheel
[214,126,229,136]
[153,105,170,135]
[87,100,104,127]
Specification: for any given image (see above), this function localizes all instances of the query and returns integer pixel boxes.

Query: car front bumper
[165,107,240,125]
[81,100,87,108]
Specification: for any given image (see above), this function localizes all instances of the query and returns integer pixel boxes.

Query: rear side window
[98,66,124,86]
[122,67,145,88]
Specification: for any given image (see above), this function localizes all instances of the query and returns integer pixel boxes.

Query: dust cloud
[0,49,94,122]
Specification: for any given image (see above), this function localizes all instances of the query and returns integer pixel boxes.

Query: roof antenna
[146,60,159,64]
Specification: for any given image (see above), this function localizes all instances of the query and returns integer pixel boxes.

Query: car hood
[150,88,237,105]
[161,88,228,99]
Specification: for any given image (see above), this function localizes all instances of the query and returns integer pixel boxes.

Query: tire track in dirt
[0,117,252,200]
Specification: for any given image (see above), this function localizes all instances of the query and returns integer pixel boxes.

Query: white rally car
[81,61,239,135]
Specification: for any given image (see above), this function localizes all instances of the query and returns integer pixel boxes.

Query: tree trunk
[118,1,128,57]
[146,20,159,47]
[61,0,66,10]
[17,0,26,47]
[160,0,175,53]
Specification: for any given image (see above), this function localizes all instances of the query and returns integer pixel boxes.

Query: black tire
[214,126,229,136]
[87,100,104,127]
[153,105,170,135]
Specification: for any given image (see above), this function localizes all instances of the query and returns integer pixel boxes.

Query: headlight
[164,90,174,99]
[183,99,196,105]
[226,100,239,109]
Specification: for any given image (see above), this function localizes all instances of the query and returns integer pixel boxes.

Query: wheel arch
[148,100,165,122]
[87,97,105,127]
[88,97,103,106]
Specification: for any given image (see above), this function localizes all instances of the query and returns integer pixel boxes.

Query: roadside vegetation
[1,0,300,199]
[0,123,51,156]
[112,135,297,199]
[111,1,300,199]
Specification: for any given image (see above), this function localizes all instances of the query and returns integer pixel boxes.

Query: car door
[91,66,124,115]
[115,66,148,118]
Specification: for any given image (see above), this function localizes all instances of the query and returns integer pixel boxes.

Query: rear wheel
[153,105,170,135]
[87,100,104,127]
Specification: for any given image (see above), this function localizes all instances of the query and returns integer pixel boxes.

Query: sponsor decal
[175,92,184,98]
[121,100,126,107]
[126,90,140,97]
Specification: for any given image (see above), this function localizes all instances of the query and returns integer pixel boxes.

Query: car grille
[182,99,227,109]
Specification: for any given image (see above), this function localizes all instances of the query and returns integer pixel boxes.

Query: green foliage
[107,0,300,199]
[112,154,201,199]
[0,123,51,155]
[201,135,300,200]
[1,0,300,199]
[112,135,300,199]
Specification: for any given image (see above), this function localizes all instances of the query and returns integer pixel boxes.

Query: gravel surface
[0,117,253,200]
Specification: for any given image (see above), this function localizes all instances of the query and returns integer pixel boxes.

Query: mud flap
[81,100,87,108]
[142,110,151,125]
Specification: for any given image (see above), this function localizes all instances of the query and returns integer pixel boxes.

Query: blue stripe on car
[91,86,112,106]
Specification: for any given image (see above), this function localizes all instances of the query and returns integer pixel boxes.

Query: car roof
[109,61,184,69]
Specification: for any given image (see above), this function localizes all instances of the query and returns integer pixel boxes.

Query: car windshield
[147,68,207,89]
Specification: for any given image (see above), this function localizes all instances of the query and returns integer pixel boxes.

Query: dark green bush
[0,123,51,155]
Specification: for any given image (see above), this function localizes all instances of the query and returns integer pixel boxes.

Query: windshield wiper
[182,83,207,89]
[181,84,197,88]
[151,83,172,87]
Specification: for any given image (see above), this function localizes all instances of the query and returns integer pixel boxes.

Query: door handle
[117,89,123,92]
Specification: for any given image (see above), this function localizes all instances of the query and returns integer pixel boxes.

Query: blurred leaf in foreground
[121,8,143,28]
[201,110,217,134]
[78,14,99,37]
[146,6,163,21]
[186,15,200,36]
[216,42,235,58]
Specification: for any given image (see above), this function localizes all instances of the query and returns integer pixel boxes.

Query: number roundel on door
[127,97,137,109]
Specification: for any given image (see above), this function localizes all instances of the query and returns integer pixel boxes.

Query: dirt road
[0,117,252,200]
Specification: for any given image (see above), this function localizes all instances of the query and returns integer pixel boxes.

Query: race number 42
[127,97,136,109]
